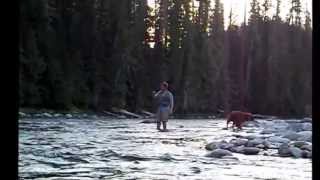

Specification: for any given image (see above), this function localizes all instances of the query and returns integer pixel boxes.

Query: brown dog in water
[226,111,254,130]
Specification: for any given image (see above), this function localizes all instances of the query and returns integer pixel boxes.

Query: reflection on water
[19,118,312,180]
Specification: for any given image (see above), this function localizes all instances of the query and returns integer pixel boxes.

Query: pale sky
[147,0,312,29]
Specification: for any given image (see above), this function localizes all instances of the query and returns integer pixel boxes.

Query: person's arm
[169,93,174,113]
[153,90,161,98]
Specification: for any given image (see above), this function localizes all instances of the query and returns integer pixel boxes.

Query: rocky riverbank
[204,118,312,159]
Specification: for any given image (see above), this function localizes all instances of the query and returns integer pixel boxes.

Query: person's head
[160,81,168,90]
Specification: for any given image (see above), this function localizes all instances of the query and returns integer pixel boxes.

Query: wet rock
[243,147,260,155]
[66,114,73,118]
[179,125,184,128]
[218,142,234,150]
[301,144,312,151]
[262,140,271,149]
[230,145,245,153]
[43,113,53,118]
[302,151,312,158]
[256,144,265,149]
[278,143,291,157]
[54,113,62,118]
[230,138,248,146]
[291,141,310,148]
[268,136,290,144]
[247,138,264,147]
[205,142,218,151]
[283,132,301,141]
[205,149,233,158]
[289,147,302,158]
[297,131,312,142]
[302,123,312,131]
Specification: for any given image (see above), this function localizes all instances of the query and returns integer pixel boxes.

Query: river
[19,118,312,180]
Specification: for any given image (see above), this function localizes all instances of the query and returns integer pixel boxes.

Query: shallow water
[19,118,312,180]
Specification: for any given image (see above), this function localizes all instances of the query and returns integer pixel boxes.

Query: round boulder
[278,143,291,157]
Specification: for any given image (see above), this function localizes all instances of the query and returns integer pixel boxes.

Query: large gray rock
[205,142,219,151]
[278,143,291,157]
[243,147,260,155]
[297,131,312,142]
[66,114,73,118]
[205,149,233,158]
[218,142,234,150]
[289,147,302,158]
[268,136,290,144]
[302,123,312,131]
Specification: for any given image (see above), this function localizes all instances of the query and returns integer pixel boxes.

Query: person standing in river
[153,81,174,131]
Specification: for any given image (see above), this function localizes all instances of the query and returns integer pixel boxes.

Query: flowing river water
[19,118,312,180]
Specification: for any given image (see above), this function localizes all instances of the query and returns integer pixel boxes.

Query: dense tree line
[19,0,312,117]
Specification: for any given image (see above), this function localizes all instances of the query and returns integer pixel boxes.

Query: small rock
[302,123,312,131]
[263,152,269,156]
[218,143,234,150]
[262,140,271,149]
[43,113,52,118]
[230,145,245,153]
[268,136,290,144]
[54,113,62,117]
[19,112,26,117]
[66,114,73,118]
[278,143,291,157]
[256,144,265,149]
[205,142,219,151]
[243,147,260,155]
[205,149,233,158]
[190,167,201,173]
[230,138,248,146]
[247,138,264,147]
[300,144,312,151]
[289,147,302,158]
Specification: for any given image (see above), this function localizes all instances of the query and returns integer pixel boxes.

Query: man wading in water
[153,81,174,131]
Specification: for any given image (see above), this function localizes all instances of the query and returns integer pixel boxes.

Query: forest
[19,0,312,117]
